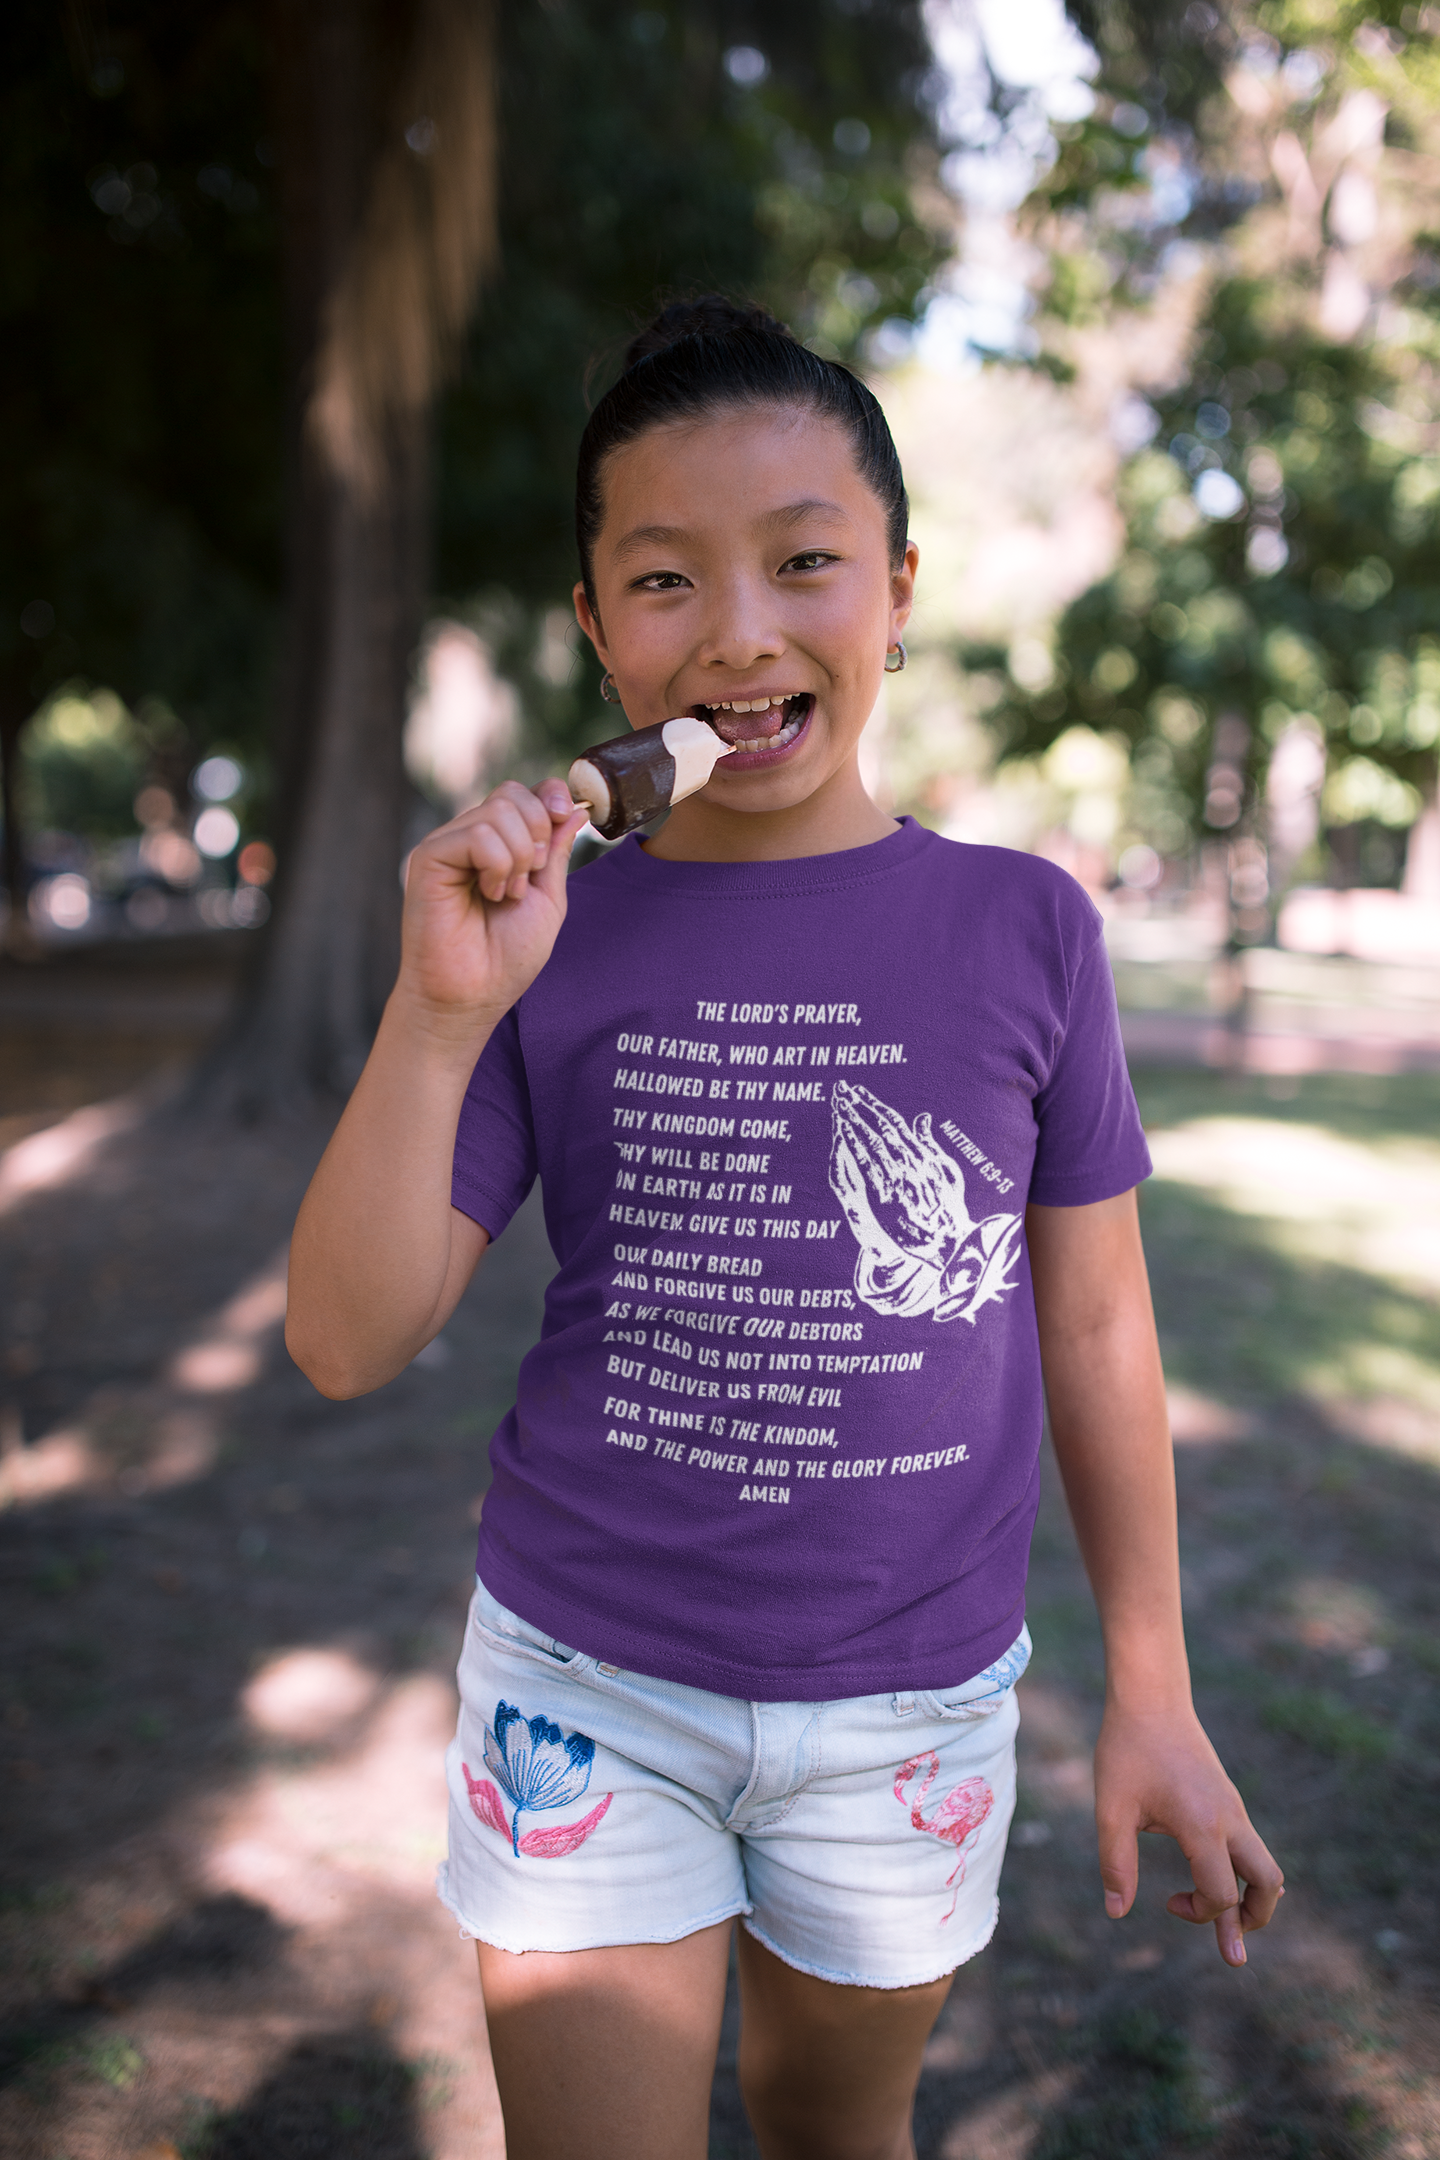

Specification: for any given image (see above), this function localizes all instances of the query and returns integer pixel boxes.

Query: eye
[781,550,839,574]
[632,570,691,592]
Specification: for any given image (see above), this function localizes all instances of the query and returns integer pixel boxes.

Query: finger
[1164,1872,1240,1927]
[535,776,581,824]
[491,780,560,859]
[484,795,553,879]
[1165,1837,1243,1962]
[533,805,589,906]
[415,812,529,907]
[1096,1814,1138,1920]
[1215,1903,1246,1967]
[1232,1827,1285,1933]
[464,820,528,904]
[469,800,549,902]
[1164,1884,1246,1974]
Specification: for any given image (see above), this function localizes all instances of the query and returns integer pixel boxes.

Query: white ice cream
[661,716,735,802]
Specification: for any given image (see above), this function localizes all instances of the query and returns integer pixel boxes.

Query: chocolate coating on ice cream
[568,717,732,840]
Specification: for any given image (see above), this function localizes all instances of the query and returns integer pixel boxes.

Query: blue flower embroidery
[483,1699,596,1856]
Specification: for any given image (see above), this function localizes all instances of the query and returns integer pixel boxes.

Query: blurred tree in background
[1,0,948,1102]
[966,0,1440,925]
[1,2,282,927]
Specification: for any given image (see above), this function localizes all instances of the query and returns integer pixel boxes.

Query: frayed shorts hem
[436,1862,751,1954]
[739,1896,1001,1992]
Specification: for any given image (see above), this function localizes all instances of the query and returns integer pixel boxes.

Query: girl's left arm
[1026,1189,1284,1967]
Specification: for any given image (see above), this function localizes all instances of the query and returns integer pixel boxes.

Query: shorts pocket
[469,1580,593,1676]
[917,1625,1031,1722]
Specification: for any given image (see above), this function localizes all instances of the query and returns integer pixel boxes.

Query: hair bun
[623,295,794,370]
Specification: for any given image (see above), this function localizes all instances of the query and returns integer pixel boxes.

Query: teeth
[730,717,802,752]
[707,696,800,714]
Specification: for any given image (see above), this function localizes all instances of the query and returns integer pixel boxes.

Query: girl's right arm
[284,778,587,1399]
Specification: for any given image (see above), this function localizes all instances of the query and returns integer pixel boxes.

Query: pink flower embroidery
[895,1752,994,1922]
[463,1762,614,1858]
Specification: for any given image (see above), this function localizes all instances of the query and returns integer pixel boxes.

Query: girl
[286,297,1282,2160]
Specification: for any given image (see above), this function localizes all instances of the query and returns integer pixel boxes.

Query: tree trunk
[222,426,426,1106]
[202,0,492,1114]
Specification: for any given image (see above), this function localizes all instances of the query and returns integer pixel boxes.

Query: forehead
[595,403,883,548]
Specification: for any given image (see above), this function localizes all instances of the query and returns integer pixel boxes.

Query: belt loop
[893,1691,915,1717]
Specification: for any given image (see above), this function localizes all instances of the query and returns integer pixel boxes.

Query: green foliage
[18,689,148,839]
[967,1,1440,868]
[970,291,1440,853]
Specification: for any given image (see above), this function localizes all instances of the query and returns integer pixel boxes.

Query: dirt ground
[2,941,1438,2160]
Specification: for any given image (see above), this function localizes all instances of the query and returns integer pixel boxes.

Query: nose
[693,567,784,675]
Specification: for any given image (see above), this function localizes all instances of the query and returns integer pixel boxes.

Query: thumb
[1097,1814,1139,1920]
[534,802,588,906]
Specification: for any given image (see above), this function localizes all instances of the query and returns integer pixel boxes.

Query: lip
[692,693,815,773]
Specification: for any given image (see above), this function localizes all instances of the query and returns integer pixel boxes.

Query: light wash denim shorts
[437,1577,1030,1990]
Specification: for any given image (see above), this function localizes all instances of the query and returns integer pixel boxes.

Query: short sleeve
[450,1005,538,1238]
[1028,933,1151,1207]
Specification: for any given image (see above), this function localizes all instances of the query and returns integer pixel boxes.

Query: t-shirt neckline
[602,813,935,897]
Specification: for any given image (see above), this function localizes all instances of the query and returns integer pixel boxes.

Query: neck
[641,756,897,863]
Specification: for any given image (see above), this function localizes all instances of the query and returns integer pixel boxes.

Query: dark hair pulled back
[575,296,909,603]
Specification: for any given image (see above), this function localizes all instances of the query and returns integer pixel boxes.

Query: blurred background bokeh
[3,4,1438,2157]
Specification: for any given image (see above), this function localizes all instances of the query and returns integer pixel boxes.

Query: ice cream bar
[567,716,734,840]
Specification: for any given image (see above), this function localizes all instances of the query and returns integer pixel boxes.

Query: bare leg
[475,1920,732,2160]
[735,1927,953,2160]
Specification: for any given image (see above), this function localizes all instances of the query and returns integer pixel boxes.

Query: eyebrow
[610,499,851,561]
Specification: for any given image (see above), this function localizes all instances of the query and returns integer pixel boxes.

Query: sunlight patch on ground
[209,1673,457,1922]
[242,1647,384,1742]
[0,1403,219,1509]
[1145,1118,1440,1298]
[1278,1576,1391,1664]
[198,1671,504,2160]
[1330,1391,1440,1470]
[0,1246,288,1510]
[1145,1114,1440,1459]
[0,1094,146,1213]
[164,1245,288,1393]
[1165,1384,1257,1443]
[30,1669,505,2160]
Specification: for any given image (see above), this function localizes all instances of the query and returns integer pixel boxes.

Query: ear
[573,582,612,671]
[890,539,919,645]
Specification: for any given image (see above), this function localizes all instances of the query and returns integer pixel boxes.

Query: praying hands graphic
[828,1081,1022,1325]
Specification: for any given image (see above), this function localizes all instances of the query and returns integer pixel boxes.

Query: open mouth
[693,693,813,757]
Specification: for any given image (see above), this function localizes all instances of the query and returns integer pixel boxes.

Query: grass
[1032,2011,1211,2158]
[1261,1690,1395,1765]
[0,2026,144,2094]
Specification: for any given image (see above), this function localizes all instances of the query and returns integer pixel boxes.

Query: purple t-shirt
[452,818,1149,1701]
